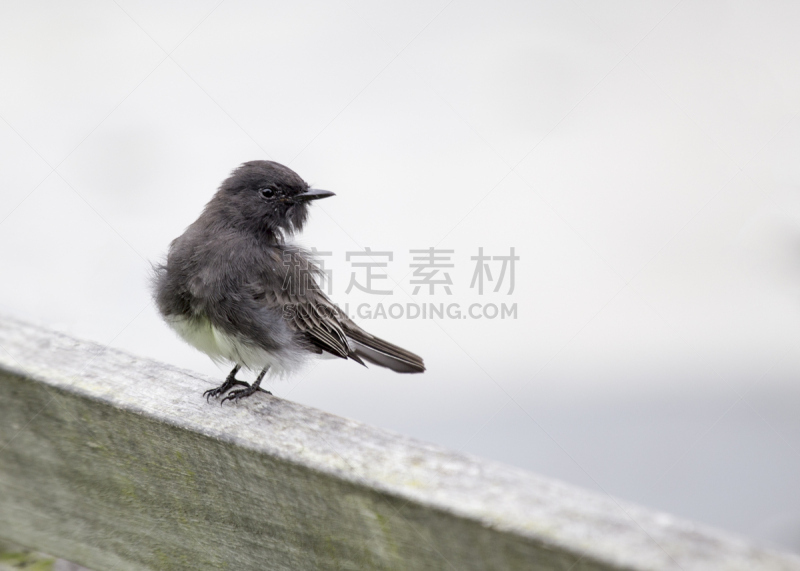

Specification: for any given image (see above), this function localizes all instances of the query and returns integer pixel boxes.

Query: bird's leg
[221,366,272,404]
[203,365,249,402]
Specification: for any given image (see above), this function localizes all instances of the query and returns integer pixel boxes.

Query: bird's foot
[220,385,272,404]
[203,378,250,402]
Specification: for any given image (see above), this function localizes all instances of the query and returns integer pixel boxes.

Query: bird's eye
[260,187,275,198]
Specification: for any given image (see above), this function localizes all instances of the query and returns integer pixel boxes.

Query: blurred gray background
[1,0,799,554]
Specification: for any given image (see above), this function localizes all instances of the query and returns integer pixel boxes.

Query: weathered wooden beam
[0,315,797,570]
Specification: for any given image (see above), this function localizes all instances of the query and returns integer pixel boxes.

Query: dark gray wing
[256,247,363,363]
[258,246,424,372]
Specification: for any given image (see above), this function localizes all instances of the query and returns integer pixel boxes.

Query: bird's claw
[220,385,272,405]
[203,379,250,402]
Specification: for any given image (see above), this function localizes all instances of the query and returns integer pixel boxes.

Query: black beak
[298,188,336,201]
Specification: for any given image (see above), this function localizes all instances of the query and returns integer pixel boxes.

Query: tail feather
[345,328,425,374]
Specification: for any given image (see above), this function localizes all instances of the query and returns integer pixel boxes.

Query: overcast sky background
[1,0,799,554]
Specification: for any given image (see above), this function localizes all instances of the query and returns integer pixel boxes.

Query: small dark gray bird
[153,160,425,403]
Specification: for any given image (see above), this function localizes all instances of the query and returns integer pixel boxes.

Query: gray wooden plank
[0,314,797,570]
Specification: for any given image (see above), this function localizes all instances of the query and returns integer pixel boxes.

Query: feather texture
[153,160,425,379]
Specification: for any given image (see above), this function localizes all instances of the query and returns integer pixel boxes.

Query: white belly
[165,315,303,376]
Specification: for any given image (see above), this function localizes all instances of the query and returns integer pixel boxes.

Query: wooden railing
[0,315,797,570]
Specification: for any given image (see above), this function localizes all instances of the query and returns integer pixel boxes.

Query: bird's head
[211,160,334,240]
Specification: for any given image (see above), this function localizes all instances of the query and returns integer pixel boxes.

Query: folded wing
[262,247,425,373]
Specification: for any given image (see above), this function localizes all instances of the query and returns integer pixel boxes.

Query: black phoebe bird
[153,160,425,403]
